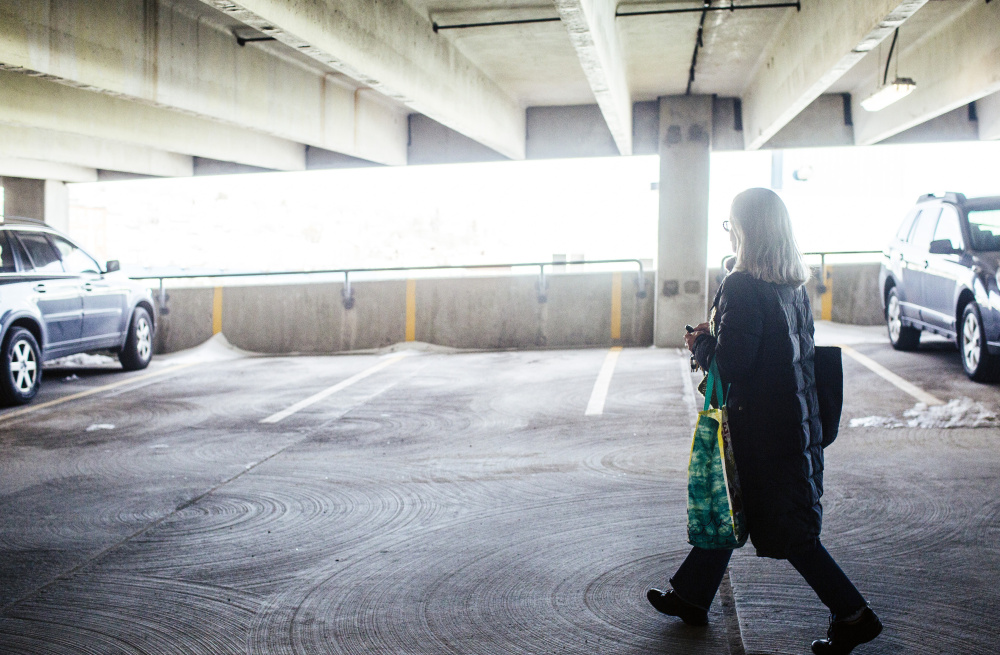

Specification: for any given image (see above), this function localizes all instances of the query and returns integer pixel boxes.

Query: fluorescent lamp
[860,77,916,112]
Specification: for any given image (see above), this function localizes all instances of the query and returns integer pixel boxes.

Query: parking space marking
[0,363,198,425]
[585,347,622,416]
[839,344,944,406]
[261,353,411,424]
[679,350,698,427]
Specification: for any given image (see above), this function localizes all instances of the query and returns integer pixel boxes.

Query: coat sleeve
[695,274,764,383]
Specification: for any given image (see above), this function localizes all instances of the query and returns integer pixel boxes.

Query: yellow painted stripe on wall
[213,287,223,335]
[611,272,622,341]
[820,265,833,321]
[405,279,416,342]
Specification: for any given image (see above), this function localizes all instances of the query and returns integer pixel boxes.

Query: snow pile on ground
[850,397,998,429]
[45,353,119,368]
[165,333,256,363]
[849,415,907,429]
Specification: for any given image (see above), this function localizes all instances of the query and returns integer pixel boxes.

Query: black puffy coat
[693,271,824,559]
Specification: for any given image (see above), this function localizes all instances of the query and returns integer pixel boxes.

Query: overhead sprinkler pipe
[617,1,800,18]
[433,17,561,32]
[432,2,800,31]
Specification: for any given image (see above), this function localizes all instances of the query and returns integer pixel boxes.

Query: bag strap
[703,359,728,411]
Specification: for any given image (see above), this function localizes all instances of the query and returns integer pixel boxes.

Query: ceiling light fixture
[861,27,915,112]
[860,77,916,111]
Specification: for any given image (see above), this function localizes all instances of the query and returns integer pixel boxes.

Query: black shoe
[646,588,709,626]
[811,607,883,654]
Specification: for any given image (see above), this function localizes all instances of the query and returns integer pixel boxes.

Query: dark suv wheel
[119,307,153,371]
[886,288,920,351]
[959,303,1000,382]
[1,327,42,405]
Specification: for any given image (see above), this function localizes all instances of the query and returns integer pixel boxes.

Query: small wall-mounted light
[861,77,916,112]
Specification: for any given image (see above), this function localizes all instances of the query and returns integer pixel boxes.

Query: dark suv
[0,217,156,404]
[879,193,1000,381]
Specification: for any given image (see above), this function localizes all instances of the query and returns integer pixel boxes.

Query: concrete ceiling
[0,0,997,181]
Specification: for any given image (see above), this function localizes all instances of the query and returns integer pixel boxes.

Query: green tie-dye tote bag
[687,360,748,550]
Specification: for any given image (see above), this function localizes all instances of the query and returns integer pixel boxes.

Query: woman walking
[647,188,882,654]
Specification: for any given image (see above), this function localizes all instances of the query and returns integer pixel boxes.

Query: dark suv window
[933,205,964,249]
[50,235,101,274]
[0,231,16,273]
[967,209,1000,251]
[15,231,64,273]
[896,210,918,241]
[908,208,940,250]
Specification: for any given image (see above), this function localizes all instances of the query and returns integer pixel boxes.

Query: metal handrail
[802,250,883,295]
[802,250,883,257]
[129,258,649,310]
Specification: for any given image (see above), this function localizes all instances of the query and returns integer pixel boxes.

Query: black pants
[668,542,867,619]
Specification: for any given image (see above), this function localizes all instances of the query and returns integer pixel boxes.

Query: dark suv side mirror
[928,239,958,255]
[105,260,121,273]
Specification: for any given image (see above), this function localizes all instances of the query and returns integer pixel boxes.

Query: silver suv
[0,217,156,404]
[879,193,1000,382]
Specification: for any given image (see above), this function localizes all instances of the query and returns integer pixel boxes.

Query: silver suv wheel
[887,294,902,342]
[962,308,982,372]
[11,339,38,393]
[135,315,152,362]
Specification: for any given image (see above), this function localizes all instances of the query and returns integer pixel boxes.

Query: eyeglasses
[722,220,730,232]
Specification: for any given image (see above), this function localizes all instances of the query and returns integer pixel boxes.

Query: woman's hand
[684,322,710,353]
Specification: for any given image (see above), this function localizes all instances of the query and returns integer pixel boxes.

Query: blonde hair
[730,188,810,287]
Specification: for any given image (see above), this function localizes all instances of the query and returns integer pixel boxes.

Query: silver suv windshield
[968,209,1000,251]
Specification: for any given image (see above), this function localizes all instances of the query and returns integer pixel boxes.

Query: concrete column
[1,177,69,231]
[655,96,712,348]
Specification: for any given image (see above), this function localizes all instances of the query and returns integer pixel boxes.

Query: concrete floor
[1,324,997,654]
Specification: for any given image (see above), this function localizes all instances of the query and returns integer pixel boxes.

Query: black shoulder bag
[814,346,844,448]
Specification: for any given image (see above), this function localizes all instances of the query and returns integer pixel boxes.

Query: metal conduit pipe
[616,1,800,18]
[431,2,799,31]
[432,17,561,32]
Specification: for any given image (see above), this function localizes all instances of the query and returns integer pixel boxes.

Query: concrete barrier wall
[829,263,884,326]
[707,262,883,325]
[155,271,655,355]
[154,263,882,355]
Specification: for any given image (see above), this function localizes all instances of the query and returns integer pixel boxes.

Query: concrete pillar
[655,96,712,348]
[1,177,69,231]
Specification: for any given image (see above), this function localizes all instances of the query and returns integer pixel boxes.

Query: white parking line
[839,344,944,406]
[679,350,698,427]
[260,353,411,424]
[585,347,622,416]
[0,363,197,424]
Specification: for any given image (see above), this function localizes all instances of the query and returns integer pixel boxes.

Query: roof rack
[917,192,967,204]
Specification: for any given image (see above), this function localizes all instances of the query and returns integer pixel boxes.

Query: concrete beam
[202,0,526,160]
[764,94,854,149]
[0,70,305,172]
[853,2,1000,145]
[980,92,1000,141]
[878,105,978,146]
[853,1,1000,145]
[742,0,927,151]
[554,0,633,155]
[711,98,744,152]
[408,115,506,166]
[526,106,618,160]
[0,125,192,178]
[0,0,407,166]
[0,158,97,184]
